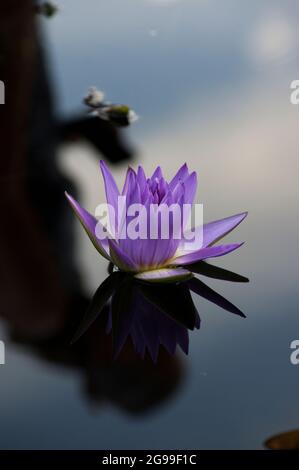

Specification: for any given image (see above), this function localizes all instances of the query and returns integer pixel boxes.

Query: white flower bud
[36,2,59,18]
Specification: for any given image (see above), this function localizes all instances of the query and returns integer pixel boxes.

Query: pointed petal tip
[64,191,79,210]
[64,190,111,261]
[108,239,137,272]
[64,190,71,201]
[64,191,78,209]
[202,211,248,248]
[174,242,244,266]
[229,211,248,226]
[186,170,198,187]
[99,159,120,210]
[238,211,248,221]
[151,165,163,180]
[228,241,245,253]
[128,166,136,176]
[228,210,248,219]
[100,159,112,177]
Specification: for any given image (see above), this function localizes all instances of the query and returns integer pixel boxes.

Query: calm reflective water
[1,0,299,449]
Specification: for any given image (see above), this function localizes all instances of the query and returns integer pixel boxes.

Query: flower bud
[98,105,139,127]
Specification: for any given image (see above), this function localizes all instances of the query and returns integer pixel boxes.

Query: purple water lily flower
[65,161,247,283]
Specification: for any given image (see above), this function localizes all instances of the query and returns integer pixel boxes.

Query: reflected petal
[137,281,199,330]
[174,243,244,265]
[65,191,110,260]
[186,261,249,282]
[71,272,124,343]
[188,277,246,317]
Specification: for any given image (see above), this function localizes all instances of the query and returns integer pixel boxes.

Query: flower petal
[121,166,136,195]
[169,163,189,190]
[173,243,244,265]
[108,239,137,272]
[183,171,197,205]
[100,160,119,237]
[203,212,247,247]
[65,192,110,260]
[151,165,163,181]
[135,267,193,283]
[137,165,147,199]
[100,160,120,207]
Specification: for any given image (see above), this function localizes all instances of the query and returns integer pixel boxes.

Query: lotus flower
[106,283,200,361]
[65,161,247,283]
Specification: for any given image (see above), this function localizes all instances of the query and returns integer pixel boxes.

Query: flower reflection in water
[72,262,248,362]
